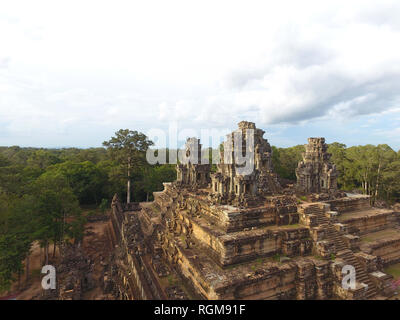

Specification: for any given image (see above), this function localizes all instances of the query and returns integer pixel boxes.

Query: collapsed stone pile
[57,244,94,300]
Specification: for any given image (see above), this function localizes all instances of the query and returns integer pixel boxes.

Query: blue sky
[0,0,399,151]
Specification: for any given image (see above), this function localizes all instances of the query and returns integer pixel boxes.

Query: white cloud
[1,0,400,147]
[159,3,400,126]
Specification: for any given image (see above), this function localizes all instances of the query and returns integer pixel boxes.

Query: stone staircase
[337,249,377,299]
[301,203,330,225]
[325,225,348,253]
[305,203,347,252]
[302,202,378,299]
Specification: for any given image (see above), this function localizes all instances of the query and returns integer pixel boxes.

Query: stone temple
[296,138,338,194]
[176,137,211,188]
[211,121,281,207]
[105,122,400,300]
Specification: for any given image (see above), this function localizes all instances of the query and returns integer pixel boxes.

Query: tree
[0,233,31,292]
[0,196,33,292]
[142,165,176,201]
[272,145,305,180]
[43,161,107,205]
[328,142,347,189]
[28,174,82,263]
[96,159,126,200]
[382,160,400,202]
[103,129,153,203]
[26,149,61,170]
[0,154,10,167]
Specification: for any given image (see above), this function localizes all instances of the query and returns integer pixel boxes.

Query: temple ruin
[104,122,400,300]
[296,138,338,194]
[211,121,281,206]
[176,137,211,188]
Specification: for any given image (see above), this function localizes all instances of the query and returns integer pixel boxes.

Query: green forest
[1,129,400,292]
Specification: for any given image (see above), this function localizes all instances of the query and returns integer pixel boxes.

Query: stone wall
[327,196,370,213]
[362,236,400,266]
[341,212,393,235]
[296,137,337,194]
[181,212,310,266]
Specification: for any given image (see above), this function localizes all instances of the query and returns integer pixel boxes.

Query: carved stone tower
[296,137,337,194]
[176,137,211,188]
[211,121,280,205]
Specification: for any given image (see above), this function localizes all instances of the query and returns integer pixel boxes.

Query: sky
[0,0,400,150]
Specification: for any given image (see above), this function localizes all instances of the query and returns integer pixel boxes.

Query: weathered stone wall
[342,212,393,235]
[177,251,299,300]
[210,121,281,206]
[327,196,370,213]
[228,265,298,300]
[296,137,337,194]
[188,212,311,266]
[362,236,400,266]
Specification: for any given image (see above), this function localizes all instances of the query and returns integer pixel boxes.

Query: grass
[250,257,266,271]
[385,263,400,280]
[277,224,302,229]
[167,275,175,286]
[273,253,281,262]
[159,274,178,287]
[361,229,400,243]
[225,256,275,271]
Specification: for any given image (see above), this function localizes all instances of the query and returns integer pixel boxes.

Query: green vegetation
[0,130,176,293]
[272,145,305,180]
[384,263,400,280]
[272,142,400,204]
[103,129,154,203]
[361,229,399,243]
[273,253,281,262]
[328,143,400,204]
[167,274,178,286]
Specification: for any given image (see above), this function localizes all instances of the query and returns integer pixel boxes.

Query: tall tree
[103,129,153,203]
[29,174,82,263]
[0,196,33,292]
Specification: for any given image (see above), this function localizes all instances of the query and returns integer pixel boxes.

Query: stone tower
[296,137,337,194]
[176,137,211,188]
[211,121,280,205]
